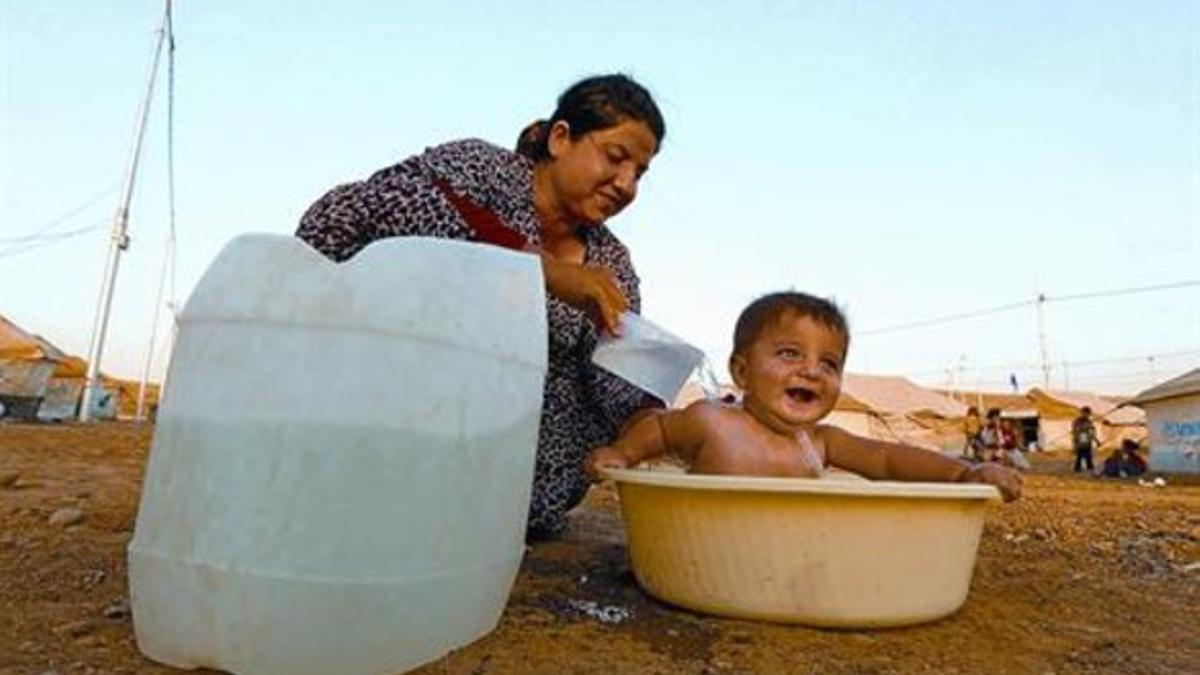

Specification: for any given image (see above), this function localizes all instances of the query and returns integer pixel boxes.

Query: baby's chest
[763,439,825,477]
[706,432,825,478]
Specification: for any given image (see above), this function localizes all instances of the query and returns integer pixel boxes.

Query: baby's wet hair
[732,291,849,356]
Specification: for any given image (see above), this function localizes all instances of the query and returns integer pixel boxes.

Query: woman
[296,74,666,539]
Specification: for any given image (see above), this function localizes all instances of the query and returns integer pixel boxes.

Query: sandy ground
[0,422,1197,675]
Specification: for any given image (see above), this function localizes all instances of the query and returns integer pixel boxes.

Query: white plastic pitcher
[592,311,705,404]
[128,235,547,675]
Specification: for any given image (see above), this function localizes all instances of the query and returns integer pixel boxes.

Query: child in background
[1100,445,1126,478]
[963,406,983,461]
[980,408,1003,462]
[1072,407,1099,473]
[587,291,1022,501]
[1102,439,1147,478]
[1121,439,1148,477]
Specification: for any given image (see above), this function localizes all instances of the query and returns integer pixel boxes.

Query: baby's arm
[819,425,1022,501]
[586,401,716,479]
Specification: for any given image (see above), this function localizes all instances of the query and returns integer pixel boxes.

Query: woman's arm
[296,181,382,262]
[541,255,629,335]
[297,140,525,263]
[296,151,466,260]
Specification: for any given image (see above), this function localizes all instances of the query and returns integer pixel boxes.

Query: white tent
[1126,368,1200,474]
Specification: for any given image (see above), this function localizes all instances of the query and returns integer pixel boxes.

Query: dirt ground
[1,422,1197,675]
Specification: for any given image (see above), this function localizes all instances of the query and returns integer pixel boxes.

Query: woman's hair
[516,73,665,161]
[732,291,849,357]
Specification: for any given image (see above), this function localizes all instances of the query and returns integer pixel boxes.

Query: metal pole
[1035,291,1051,389]
[136,5,176,422]
[956,354,967,403]
[135,246,171,420]
[80,1,171,421]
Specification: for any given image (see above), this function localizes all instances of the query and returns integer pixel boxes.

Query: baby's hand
[962,463,1023,502]
[586,445,632,482]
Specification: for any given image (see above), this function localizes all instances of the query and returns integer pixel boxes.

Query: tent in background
[0,315,153,422]
[833,374,967,451]
[937,390,1045,451]
[825,384,876,439]
[1026,388,1145,450]
[37,355,124,421]
[1126,368,1200,474]
[0,315,67,420]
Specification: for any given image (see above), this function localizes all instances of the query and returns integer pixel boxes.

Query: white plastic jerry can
[128,235,547,675]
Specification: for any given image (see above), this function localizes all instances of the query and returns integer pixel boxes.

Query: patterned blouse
[296,139,649,537]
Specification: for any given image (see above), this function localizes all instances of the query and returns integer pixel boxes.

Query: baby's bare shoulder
[672,400,744,437]
[811,423,856,453]
[682,399,732,420]
[812,422,848,441]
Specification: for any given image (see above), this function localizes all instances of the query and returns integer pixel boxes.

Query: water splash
[563,598,633,624]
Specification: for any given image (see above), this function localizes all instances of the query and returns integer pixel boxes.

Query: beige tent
[936,389,1045,451]
[832,374,967,451]
[37,355,139,421]
[0,315,67,420]
[1126,368,1200,474]
[1026,388,1145,450]
[0,315,157,421]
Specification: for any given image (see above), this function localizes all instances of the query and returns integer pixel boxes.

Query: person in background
[1100,445,1125,477]
[1119,438,1147,477]
[296,74,667,540]
[963,406,983,461]
[1071,406,1099,474]
[1101,439,1148,478]
[980,408,1003,462]
[998,418,1034,471]
[999,418,1016,451]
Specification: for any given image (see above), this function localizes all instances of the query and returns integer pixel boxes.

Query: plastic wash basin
[603,468,999,628]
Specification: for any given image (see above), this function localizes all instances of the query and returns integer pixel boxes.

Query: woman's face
[545,118,657,227]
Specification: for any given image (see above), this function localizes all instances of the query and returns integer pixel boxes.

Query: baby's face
[731,313,846,432]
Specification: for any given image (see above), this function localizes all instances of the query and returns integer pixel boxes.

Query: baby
[587,291,1022,501]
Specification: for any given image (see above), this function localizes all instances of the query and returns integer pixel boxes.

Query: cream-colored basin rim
[601,468,1000,501]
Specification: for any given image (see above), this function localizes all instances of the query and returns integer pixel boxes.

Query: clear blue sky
[2,1,1196,395]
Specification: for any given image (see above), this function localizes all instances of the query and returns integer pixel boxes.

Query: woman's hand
[540,255,628,335]
[961,463,1024,502]
[586,445,633,481]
